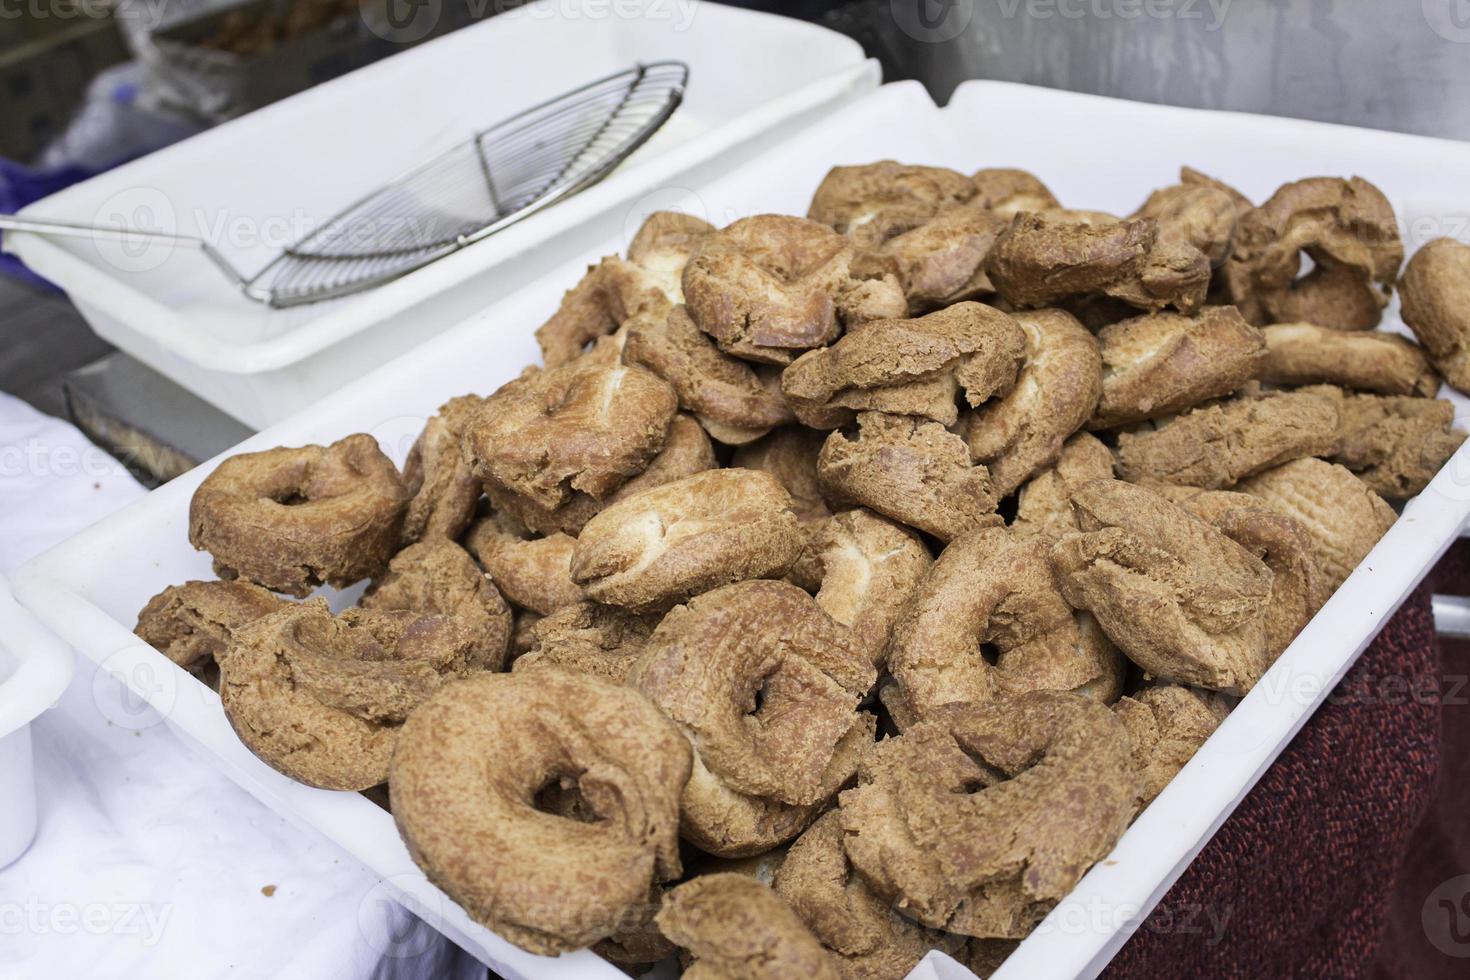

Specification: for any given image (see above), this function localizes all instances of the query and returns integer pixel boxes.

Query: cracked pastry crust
[817,412,1001,542]
[1131,180,1238,266]
[887,525,1124,725]
[1238,457,1397,594]
[360,539,512,671]
[462,513,584,616]
[683,214,906,365]
[628,580,876,856]
[870,204,1009,312]
[1328,389,1466,499]
[462,361,678,513]
[534,211,714,368]
[189,434,409,598]
[218,599,480,790]
[774,810,966,980]
[571,468,805,613]
[1090,306,1266,430]
[837,692,1136,939]
[1012,432,1117,541]
[390,670,691,956]
[1400,237,1470,393]
[1259,322,1439,396]
[1113,685,1232,811]
[1050,480,1274,694]
[401,394,485,544]
[781,301,1026,429]
[734,426,834,591]
[657,874,842,980]
[970,167,1059,217]
[961,308,1103,497]
[509,600,658,683]
[812,508,932,669]
[1114,387,1341,489]
[807,161,977,248]
[135,579,288,672]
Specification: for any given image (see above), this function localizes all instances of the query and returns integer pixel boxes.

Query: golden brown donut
[1012,432,1117,541]
[135,579,288,672]
[813,508,932,669]
[1327,390,1465,498]
[1400,237,1470,393]
[360,539,512,671]
[887,525,1124,725]
[623,305,796,441]
[807,161,976,247]
[870,204,1008,312]
[1259,323,1438,396]
[401,395,484,544]
[571,468,805,613]
[1050,480,1274,694]
[961,308,1103,496]
[1089,306,1266,430]
[509,600,658,683]
[189,434,408,597]
[682,214,906,365]
[463,360,678,512]
[657,874,842,979]
[781,302,1026,429]
[986,211,1210,314]
[534,211,715,368]
[390,670,691,955]
[774,811,966,980]
[1115,387,1341,489]
[1113,685,1232,810]
[837,692,1136,938]
[1237,457,1397,594]
[1221,176,1403,329]
[628,580,876,856]
[733,426,834,591]
[1131,181,1238,266]
[970,167,1059,217]
[817,412,1001,542]
[218,599,479,790]
[462,513,584,616]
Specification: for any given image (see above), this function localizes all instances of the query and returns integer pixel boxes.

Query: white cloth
[0,391,480,980]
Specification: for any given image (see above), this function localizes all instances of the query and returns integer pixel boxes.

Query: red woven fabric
[1103,571,1443,979]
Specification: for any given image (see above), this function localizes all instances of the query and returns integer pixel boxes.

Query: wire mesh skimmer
[0,61,688,308]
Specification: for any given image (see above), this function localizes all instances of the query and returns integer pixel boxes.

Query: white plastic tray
[4,0,876,428]
[15,81,1470,979]
[0,575,74,870]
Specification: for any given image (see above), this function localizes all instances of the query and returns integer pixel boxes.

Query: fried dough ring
[1328,389,1466,499]
[961,308,1102,496]
[1400,237,1470,393]
[1237,457,1397,594]
[817,412,1001,542]
[390,671,691,955]
[807,161,977,247]
[1113,685,1231,810]
[135,579,288,672]
[782,301,1026,429]
[189,434,408,597]
[1050,480,1274,694]
[628,580,876,856]
[1115,387,1341,489]
[1012,432,1116,541]
[657,874,842,980]
[683,214,906,365]
[774,810,966,980]
[970,167,1059,217]
[360,539,512,671]
[462,514,584,616]
[837,692,1136,938]
[1089,306,1266,429]
[571,468,804,613]
[462,361,678,512]
[509,601,657,683]
[218,600,479,790]
[733,426,834,591]
[887,525,1124,725]
[1131,181,1238,266]
[623,305,796,440]
[1259,323,1438,396]
[401,395,484,544]
[872,204,1008,312]
[813,508,932,669]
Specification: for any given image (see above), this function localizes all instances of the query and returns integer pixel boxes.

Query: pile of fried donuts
[137,162,1468,978]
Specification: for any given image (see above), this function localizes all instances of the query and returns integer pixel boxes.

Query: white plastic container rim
[0,574,75,870]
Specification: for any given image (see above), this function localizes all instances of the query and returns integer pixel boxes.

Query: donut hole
[269,487,311,507]
[978,643,1001,668]
[532,770,603,824]
[950,737,1018,795]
